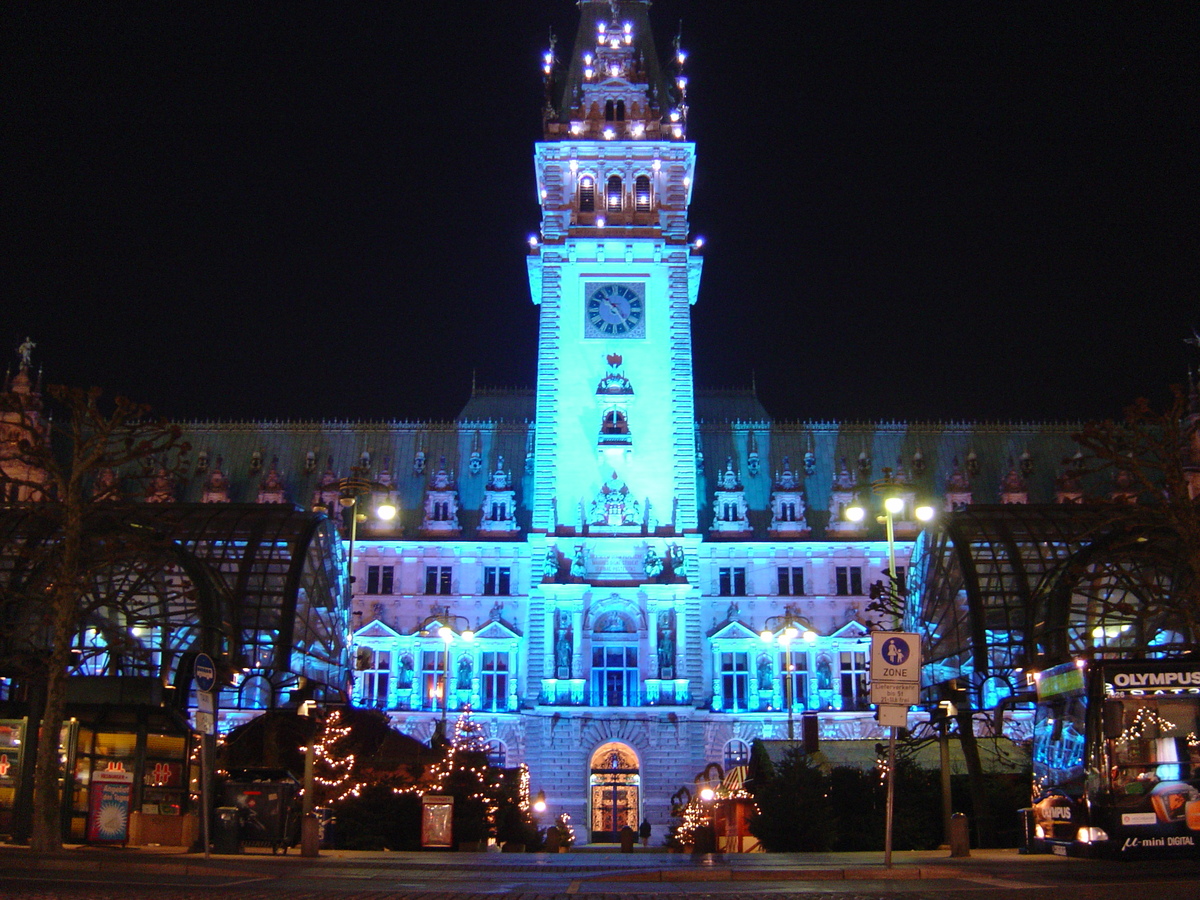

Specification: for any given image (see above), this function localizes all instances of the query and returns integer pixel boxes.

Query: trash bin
[213,807,242,854]
[1017,808,1036,854]
[949,812,970,858]
[313,807,335,848]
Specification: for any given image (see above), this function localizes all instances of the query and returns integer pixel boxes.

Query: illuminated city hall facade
[7,2,1091,841]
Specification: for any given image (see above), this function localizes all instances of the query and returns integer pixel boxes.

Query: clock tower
[528,0,702,537]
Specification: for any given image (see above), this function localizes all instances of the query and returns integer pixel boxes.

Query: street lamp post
[846,471,933,868]
[420,613,475,733]
[300,469,396,857]
[760,611,817,742]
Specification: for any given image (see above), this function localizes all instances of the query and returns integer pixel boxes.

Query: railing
[537,687,692,708]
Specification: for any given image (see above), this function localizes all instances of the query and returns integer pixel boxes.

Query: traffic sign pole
[868,632,921,869]
[194,653,217,859]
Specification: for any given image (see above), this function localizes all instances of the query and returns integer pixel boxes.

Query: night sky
[5,2,1197,424]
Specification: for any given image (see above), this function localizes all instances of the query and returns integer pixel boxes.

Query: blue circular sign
[881,637,911,666]
[194,653,217,693]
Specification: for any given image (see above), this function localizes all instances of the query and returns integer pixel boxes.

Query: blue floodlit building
[7,0,1172,844]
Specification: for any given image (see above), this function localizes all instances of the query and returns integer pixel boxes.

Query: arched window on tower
[579,176,595,212]
[634,175,652,212]
[606,176,623,211]
[615,99,625,121]
[604,99,615,122]
[600,408,629,435]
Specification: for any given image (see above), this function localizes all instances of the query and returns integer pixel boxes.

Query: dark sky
[5,2,1197,424]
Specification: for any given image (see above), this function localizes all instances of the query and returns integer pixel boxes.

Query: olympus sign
[1110,671,1200,688]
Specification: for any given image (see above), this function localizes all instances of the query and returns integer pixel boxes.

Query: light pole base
[301,815,321,857]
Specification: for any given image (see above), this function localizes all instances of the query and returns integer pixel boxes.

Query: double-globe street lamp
[759,612,817,741]
[419,613,475,734]
[845,469,933,868]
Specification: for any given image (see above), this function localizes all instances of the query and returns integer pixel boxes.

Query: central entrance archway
[588,741,640,843]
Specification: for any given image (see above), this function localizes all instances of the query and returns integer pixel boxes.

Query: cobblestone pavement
[2,884,1197,900]
[4,847,1200,900]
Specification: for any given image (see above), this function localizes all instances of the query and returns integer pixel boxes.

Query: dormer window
[634,175,651,212]
[606,175,623,211]
[579,176,595,212]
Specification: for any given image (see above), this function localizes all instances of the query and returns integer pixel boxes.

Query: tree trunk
[956,709,993,848]
[28,515,83,853]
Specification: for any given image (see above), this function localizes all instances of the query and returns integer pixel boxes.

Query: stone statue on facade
[643,546,663,581]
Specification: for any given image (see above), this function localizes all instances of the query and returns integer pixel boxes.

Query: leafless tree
[0,378,187,852]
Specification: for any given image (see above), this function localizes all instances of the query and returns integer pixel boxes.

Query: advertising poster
[421,795,454,848]
[86,768,135,843]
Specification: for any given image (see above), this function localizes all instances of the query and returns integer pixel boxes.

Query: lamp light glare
[803,629,817,642]
[884,496,904,515]
[915,504,934,522]
[438,626,453,642]
[760,629,773,643]
[845,505,865,523]
[462,629,475,642]
[376,499,397,520]
[699,787,715,802]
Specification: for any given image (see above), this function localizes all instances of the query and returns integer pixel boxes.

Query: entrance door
[588,742,639,843]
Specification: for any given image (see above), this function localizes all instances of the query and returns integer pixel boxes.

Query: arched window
[604,99,615,122]
[606,175,623,211]
[485,739,507,767]
[615,99,625,121]
[600,408,628,434]
[634,175,651,212]
[579,176,595,212]
[723,739,751,769]
[239,674,272,710]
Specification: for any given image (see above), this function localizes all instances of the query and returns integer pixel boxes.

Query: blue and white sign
[869,632,920,683]
[869,632,921,707]
[194,653,217,694]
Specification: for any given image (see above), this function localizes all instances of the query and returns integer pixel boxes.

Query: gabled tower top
[543,0,686,141]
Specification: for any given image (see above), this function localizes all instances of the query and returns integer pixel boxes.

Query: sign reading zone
[869,632,921,685]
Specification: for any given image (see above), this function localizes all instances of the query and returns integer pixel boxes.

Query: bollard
[949,812,970,858]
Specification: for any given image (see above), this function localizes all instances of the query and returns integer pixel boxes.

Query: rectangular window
[718,567,746,597]
[421,650,445,711]
[481,651,509,711]
[425,565,452,595]
[483,566,511,596]
[591,646,638,707]
[781,650,808,710]
[721,652,749,711]
[840,651,868,710]
[360,648,390,708]
[835,566,863,596]
[366,565,394,595]
[777,566,804,596]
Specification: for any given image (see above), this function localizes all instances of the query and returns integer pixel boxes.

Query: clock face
[585,283,645,338]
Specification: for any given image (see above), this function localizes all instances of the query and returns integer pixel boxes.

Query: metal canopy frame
[908,504,1194,709]
[0,503,347,709]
